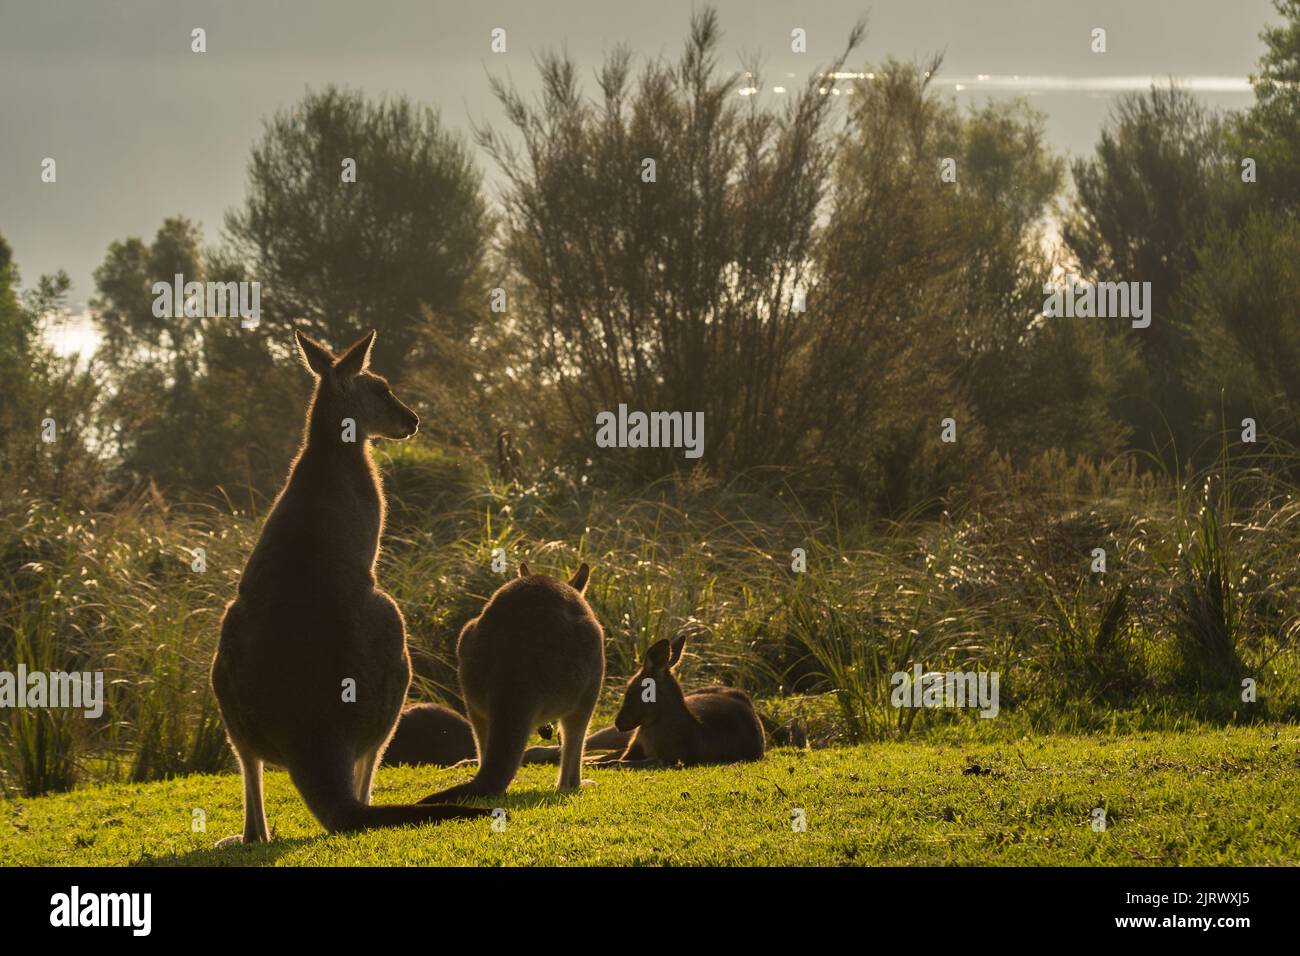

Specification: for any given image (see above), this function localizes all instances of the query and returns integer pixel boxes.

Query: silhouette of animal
[420,562,604,802]
[588,633,764,767]
[522,711,802,765]
[382,703,477,767]
[210,329,490,842]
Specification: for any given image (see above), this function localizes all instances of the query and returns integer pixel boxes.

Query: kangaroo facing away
[419,562,604,803]
[210,330,489,842]
[590,632,764,767]
[383,703,476,767]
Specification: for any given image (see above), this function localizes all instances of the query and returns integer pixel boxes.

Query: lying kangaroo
[521,711,803,765]
[420,562,604,802]
[382,703,477,767]
[589,632,764,767]
[211,329,489,841]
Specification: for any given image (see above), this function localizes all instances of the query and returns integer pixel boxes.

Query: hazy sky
[0,0,1279,334]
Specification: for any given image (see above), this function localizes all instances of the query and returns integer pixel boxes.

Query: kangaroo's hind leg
[465,705,489,766]
[557,711,593,790]
[240,750,271,842]
[218,748,270,846]
[354,747,381,804]
[419,707,533,803]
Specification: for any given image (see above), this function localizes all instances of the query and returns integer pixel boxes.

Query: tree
[225,86,491,380]
[1064,86,1241,458]
[1181,1,1300,448]
[1236,0,1300,214]
[811,62,1131,509]
[90,219,301,498]
[1185,212,1300,437]
[481,8,863,479]
[0,235,102,505]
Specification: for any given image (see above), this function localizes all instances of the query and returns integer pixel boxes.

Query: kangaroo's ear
[568,562,590,593]
[518,561,530,578]
[644,638,672,670]
[295,330,335,378]
[668,632,688,669]
[334,329,376,379]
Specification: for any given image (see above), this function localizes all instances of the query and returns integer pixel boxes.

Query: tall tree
[90,219,300,498]
[812,63,1131,508]
[1187,1,1300,438]
[1064,86,1238,457]
[0,235,102,505]
[482,8,862,479]
[1236,0,1300,214]
[225,86,491,379]
[1186,212,1300,431]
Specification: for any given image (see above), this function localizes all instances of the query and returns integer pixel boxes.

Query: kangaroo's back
[458,575,603,715]
[419,563,604,802]
[683,687,766,763]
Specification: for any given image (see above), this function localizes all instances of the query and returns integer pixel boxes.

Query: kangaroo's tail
[290,756,490,833]
[467,708,535,795]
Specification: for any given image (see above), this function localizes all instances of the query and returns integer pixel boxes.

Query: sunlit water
[44,316,100,360]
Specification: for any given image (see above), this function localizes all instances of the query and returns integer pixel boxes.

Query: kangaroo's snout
[374,388,419,440]
[396,407,419,439]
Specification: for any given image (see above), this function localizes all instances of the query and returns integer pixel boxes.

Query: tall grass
[2,440,1299,795]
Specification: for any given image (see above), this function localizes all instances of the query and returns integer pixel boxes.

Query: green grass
[4,727,1297,866]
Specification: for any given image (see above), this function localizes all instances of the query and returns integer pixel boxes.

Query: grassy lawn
[3,727,1297,866]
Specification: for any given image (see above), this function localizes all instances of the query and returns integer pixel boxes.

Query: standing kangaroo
[420,562,604,802]
[211,329,489,842]
[591,632,764,767]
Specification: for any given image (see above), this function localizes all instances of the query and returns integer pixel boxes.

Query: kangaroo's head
[614,633,687,732]
[296,329,419,441]
[519,561,591,594]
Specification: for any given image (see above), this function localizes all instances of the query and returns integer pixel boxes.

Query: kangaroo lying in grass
[211,330,490,842]
[521,712,802,765]
[419,562,604,802]
[587,633,764,767]
[383,703,477,767]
